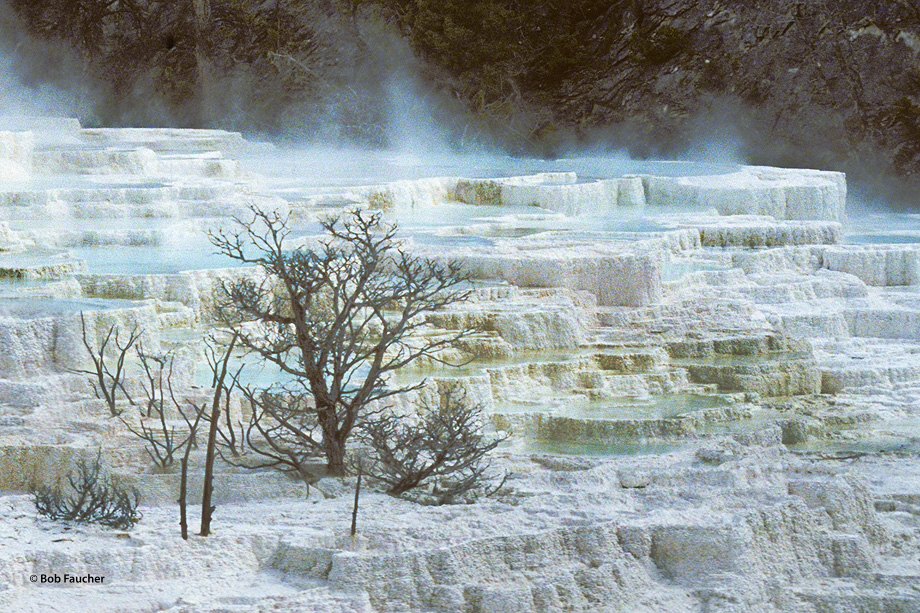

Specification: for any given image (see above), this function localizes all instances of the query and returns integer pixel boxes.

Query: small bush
[31,456,142,530]
[359,385,508,505]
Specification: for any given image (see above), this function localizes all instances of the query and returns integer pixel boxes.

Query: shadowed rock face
[8,0,920,196]
[542,3,920,179]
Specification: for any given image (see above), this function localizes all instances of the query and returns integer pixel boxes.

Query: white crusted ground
[1,440,919,612]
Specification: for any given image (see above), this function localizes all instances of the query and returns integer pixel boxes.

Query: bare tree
[111,332,239,538]
[208,206,473,475]
[118,348,200,471]
[204,335,246,457]
[72,312,140,416]
[178,399,206,540]
[117,333,238,539]
[359,385,507,505]
[200,332,241,536]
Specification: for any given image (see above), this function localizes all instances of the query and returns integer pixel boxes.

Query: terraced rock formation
[0,118,918,612]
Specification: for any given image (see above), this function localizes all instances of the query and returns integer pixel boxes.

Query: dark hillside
[6,0,920,200]
[382,0,920,193]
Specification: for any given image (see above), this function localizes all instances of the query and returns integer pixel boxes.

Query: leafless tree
[72,312,141,416]
[110,331,239,538]
[359,385,507,504]
[200,331,242,536]
[118,347,200,471]
[113,333,238,538]
[208,206,473,476]
[178,399,205,540]
[204,334,246,457]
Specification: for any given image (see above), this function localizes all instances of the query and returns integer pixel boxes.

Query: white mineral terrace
[0,118,919,612]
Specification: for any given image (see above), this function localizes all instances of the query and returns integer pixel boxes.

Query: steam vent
[2,118,919,612]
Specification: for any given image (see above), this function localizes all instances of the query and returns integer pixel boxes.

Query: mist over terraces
[5,0,920,201]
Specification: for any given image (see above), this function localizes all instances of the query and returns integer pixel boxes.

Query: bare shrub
[359,385,507,505]
[118,347,202,471]
[31,455,141,530]
[72,313,141,416]
[235,385,325,485]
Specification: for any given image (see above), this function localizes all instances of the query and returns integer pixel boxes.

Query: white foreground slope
[0,119,917,612]
[1,439,919,613]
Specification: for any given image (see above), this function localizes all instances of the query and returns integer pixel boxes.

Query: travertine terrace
[0,118,918,612]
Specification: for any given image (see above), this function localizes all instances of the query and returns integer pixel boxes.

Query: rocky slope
[6,0,920,198]
[382,1,920,191]
[551,1,920,181]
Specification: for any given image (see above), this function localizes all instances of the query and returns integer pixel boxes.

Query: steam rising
[0,0,916,213]
[384,75,452,154]
[0,5,89,120]
[0,1,752,166]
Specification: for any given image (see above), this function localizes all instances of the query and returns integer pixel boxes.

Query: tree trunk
[200,333,237,536]
[198,387,220,535]
[179,438,193,540]
[350,468,361,537]
[317,402,347,476]
[326,436,346,476]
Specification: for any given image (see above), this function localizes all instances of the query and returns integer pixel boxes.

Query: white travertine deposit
[0,130,32,180]
[644,166,847,221]
[0,118,917,612]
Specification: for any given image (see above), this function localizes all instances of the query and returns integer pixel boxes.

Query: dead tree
[178,399,205,540]
[118,348,200,471]
[72,312,140,416]
[200,331,241,536]
[175,346,220,540]
[359,385,507,504]
[204,334,246,457]
[117,333,237,539]
[209,206,473,476]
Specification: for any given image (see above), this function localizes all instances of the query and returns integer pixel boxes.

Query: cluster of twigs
[117,345,206,471]
[359,385,508,505]
[31,455,141,530]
